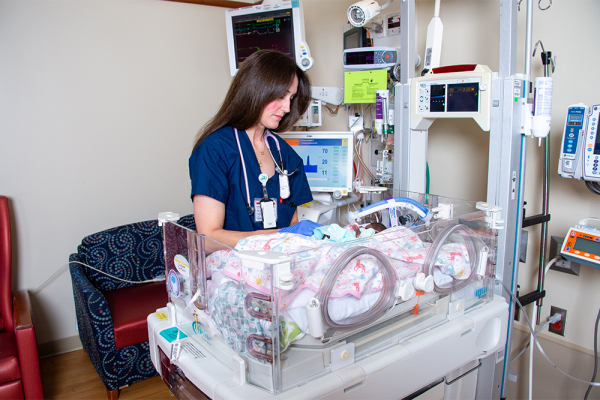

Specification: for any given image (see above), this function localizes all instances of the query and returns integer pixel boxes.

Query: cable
[585,180,600,195]
[544,255,560,274]
[497,279,600,387]
[366,27,374,47]
[31,261,166,295]
[584,308,600,399]
[354,130,376,180]
[509,313,561,364]
[323,104,339,115]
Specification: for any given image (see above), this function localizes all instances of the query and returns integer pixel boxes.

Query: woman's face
[257,75,299,132]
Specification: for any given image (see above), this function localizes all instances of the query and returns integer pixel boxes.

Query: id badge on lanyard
[255,173,277,229]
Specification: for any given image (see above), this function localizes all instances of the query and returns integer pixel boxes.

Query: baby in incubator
[205,220,477,361]
[312,222,387,243]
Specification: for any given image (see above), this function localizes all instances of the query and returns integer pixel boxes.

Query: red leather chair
[0,196,44,399]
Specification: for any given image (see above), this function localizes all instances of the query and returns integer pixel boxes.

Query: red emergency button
[385,54,390,59]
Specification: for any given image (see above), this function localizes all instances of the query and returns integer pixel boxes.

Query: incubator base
[148,295,508,400]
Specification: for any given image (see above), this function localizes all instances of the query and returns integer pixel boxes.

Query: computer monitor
[343,26,371,50]
[281,132,355,196]
[225,1,314,76]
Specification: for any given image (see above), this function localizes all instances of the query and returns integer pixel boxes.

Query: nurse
[189,50,319,249]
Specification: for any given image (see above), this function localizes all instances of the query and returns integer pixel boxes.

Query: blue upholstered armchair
[69,215,195,400]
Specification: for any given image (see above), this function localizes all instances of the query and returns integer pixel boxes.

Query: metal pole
[536,63,552,323]
[524,0,534,78]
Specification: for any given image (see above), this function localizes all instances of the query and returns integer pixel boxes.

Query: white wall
[0,0,232,347]
[1,0,599,382]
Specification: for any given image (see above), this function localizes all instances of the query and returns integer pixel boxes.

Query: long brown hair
[192,50,311,151]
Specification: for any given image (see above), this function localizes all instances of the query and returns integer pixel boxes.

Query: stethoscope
[234,128,298,216]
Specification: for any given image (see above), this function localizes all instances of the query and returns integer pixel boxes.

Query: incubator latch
[395,280,416,301]
[477,246,489,277]
[306,298,324,339]
[476,202,505,229]
[432,203,453,220]
[331,343,355,372]
[232,355,247,385]
[448,298,466,320]
[413,273,434,292]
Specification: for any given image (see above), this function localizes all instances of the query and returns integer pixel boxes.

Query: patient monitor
[410,64,493,131]
[225,1,314,76]
[281,131,355,224]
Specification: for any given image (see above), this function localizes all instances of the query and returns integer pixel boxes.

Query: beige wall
[0,0,231,347]
[1,0,599,394]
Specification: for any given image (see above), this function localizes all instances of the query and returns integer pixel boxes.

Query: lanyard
[234,128,254,216]
[234,128,298,215]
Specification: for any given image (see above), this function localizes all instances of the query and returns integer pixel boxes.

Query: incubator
[148,193,509,399]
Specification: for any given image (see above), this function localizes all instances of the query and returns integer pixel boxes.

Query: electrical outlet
[548,306,567,336]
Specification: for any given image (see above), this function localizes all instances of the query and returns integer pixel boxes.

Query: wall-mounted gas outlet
[548,306,567,336]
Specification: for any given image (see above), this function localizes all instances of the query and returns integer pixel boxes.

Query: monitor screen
[281,132,355,195]
[231,9,295,67]
[225,2,313,76]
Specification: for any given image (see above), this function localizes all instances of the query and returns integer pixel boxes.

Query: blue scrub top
[189,126,313,232]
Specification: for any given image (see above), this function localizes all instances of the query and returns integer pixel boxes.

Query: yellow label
[155,312,168,320]
[344,69,388,104]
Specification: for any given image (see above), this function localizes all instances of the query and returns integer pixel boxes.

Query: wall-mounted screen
[225,1,313,76]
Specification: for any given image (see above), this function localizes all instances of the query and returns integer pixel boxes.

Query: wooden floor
[40,350,174,400]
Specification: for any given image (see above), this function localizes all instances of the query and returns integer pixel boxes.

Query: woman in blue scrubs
[189,50,317,249]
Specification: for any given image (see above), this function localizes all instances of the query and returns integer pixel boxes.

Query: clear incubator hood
[160,192,499,396]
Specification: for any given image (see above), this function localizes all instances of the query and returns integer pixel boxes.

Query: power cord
[31,261,166,295]
[509,312,562,364]
[497,278,600,387]
[584,308,600,400]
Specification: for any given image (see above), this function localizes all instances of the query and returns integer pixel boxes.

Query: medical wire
[585,180,600,195]
[315,246,397,332]
[497,279,600,387]
[509,315,559,364]
[323,104,339,115]
[31,261,165,295]
[354,130,376,181]
[585,308,600,400]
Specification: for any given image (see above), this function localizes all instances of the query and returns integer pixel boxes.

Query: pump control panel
[583,105,600,180]
[558,103,600,182]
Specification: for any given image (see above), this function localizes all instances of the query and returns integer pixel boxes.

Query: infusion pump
[558,103,600,182]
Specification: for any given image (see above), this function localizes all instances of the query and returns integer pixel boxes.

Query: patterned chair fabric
[69,215,196,392]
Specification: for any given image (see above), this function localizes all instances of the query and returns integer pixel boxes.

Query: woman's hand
[279,220,322,236]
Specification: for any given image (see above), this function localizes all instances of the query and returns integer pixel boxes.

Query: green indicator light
[515,97,518,102]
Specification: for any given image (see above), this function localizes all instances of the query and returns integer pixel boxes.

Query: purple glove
[279,220,322,236]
